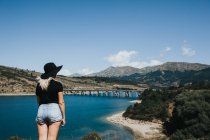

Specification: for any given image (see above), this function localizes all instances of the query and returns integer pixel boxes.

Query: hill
[1,62,209,93]
[123,88,210,139]
[0,65,140,94]
[140,62,209,73]
[118,67,210,87]
[88,62,209,77]
[89,66,142,77]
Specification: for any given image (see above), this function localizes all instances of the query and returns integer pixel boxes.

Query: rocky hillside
[89,66,142,77]
[0,65,39,93]
[88,62,209,77]
[140,62,209,73]
[0,65,140,94]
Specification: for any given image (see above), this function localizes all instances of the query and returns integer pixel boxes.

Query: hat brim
[41,65,63,79]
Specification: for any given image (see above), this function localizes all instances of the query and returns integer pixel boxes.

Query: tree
[166,90,210,139]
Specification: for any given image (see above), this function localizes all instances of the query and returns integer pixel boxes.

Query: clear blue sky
[0,0,210,75]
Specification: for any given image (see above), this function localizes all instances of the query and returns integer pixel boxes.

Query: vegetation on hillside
[123,87,210,139]
[165,90,210,139]
[74,76,137,85]
[123,88,179,121]
[118,67,210,87]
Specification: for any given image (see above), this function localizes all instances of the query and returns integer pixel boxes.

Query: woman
[35,62,66,140]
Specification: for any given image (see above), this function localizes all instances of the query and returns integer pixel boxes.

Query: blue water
[0,95,135,140]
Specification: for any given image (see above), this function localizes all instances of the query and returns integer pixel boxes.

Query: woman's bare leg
[47,121,61,140]
[37,123,48,140]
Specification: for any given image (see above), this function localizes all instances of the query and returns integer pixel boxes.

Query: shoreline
[106,112,166,140]
[129,100,142,103]
[0,93,35,96]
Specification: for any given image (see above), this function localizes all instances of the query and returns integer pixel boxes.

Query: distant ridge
[69,73,83,77]
[118,66,210,87]
[140,62,210,73]
[88,66,142,77]
[88,62,210,77]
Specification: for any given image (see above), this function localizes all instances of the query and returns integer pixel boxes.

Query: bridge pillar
[89,90,92,96]
[125,91,129,98]
[81,91,84,96]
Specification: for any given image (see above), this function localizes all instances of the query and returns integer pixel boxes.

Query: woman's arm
[58,91,66,126]
[36,96,40,106]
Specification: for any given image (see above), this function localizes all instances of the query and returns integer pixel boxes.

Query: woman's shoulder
[51,79,63,92]
[52,79,63,86]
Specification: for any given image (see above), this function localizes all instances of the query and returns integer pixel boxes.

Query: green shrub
[82,132,101,140]
[8,136,24,140]
[123,89,178,121]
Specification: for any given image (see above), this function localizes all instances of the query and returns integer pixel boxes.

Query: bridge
[63,89,142,98]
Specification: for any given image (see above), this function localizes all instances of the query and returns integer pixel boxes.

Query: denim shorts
[35,103,62,125]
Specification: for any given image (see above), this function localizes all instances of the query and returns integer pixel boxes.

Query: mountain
[180,67,210,84]
[88,62,210,77]
[1,62,209,93]
[140,62,209,73]
[69,73,83,77]
[118,67,210,87]
[89,66,142,77]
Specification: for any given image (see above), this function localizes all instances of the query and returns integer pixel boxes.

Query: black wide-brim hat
[41,62,63,79]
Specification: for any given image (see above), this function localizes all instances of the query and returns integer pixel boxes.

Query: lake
[0,95,135,140]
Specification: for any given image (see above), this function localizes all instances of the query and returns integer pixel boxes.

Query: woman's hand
[58,92,66,127]
[61,118,66,126]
